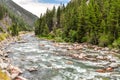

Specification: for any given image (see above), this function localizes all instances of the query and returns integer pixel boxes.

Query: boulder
[66,61,73,65]
[11,73,19,79]
[17,40,26,43]
[6,50,12,53]
[96,69,106,73]
[96,56,104,60]
[15,76,27,80]
[0,50,3,56]
[106,67,113,72]
[8,65,23,79]
[9,65,23,74]
[4,53,8,57]
[0,63,8,69]
[67,47,73,50]
[39,44,45,46]
[109,63,119,68]
[0,58,3,63]
[27,67,37,72]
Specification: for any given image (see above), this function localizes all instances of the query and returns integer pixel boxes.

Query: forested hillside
[0,0,36,41]
[5,0,38,28]
[35,0,120,48]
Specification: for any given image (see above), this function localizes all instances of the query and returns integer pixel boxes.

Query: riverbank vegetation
[35,0,120,48]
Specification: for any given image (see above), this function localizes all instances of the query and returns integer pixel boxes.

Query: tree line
[35,0,120,48]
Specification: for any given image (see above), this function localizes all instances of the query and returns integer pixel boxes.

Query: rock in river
[27,67,38,72]
[15,76,28,80]
[109,63,120,68]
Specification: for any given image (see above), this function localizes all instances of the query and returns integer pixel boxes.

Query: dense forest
[35,0,120,48]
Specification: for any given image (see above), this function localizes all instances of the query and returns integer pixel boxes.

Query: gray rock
[4,53,8,57]
[0,50,3,56]
[16,76,28,80]
[109,63,119,68]
[27,66,38,72]
[11,73,19,79]
[0,63,9,69]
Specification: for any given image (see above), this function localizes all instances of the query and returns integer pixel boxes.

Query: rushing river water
[6,33,120,80]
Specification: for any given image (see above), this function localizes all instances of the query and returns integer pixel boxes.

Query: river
[6,33,120,80]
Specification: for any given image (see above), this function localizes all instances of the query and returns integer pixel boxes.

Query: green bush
[112,37,120,48]
[68,30,77,42]
[10,23,19,36]
[54,37,64,42]
[99,34,113,47]
[0,27,4,32]
[0,33,9,41]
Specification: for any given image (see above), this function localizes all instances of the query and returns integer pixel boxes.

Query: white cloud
[12,0,60,17]
[56,0,70,2]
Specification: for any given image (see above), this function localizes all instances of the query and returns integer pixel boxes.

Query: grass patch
[0,33,9,41]
[114,54,120,59]
[0,69,11,80]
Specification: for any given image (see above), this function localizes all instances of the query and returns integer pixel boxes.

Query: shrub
[0,27,4,32]
[68,30,77,42]
[99,34,112,47]
[112,37,120,48]
[0,33,9,41]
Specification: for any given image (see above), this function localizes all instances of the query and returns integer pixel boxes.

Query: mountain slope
[0,0,39,41]
[0,0,38,28]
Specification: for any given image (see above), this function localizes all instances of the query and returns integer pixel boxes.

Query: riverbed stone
[66,61,73,64]
[11,73,19,79]
[0,58,3,63]
[27,67,38,72]
[109,63,119,68]
[15,76,28,80]
[0,50,3,56]
[4,53,9,57]
[9,65,23,74]
[0,63,8,69]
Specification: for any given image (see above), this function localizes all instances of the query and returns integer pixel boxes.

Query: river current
[6,33,120,80]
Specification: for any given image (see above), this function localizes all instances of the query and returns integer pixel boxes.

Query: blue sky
[12,0,70,17]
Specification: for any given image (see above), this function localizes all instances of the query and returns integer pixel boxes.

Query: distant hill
[0,0,38,28]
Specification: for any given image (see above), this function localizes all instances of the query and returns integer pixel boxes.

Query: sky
[12,0,70,17]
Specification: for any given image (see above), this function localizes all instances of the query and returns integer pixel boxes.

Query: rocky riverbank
[0,32,28,80]
[53,42,120,73]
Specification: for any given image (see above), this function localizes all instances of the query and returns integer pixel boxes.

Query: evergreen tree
[35,0,120,47]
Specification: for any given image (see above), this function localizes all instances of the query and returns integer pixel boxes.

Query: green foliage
[0,27,4,32]
[99,34,112,47]
[0,33,9,41]
[68,30,77,42]
[35,0,120,48]
[42,24,49,36]
[10,23,19,36]
[113,37,120,48]
[0,5,7,20]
